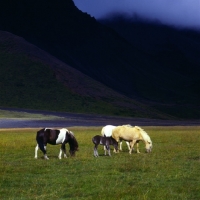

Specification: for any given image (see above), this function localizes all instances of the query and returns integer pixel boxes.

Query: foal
[92,135,118,157]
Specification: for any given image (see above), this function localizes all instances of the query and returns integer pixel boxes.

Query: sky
[73,0,200,29]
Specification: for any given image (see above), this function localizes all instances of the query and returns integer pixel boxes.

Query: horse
[101,125,131,151]
[92,135,118,157]
[34,128,79,159]
[112,126,152,154]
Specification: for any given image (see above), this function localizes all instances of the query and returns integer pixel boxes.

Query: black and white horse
[92,135,118,157]
[35,128,79,159]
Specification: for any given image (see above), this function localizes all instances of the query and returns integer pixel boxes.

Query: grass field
[0,126,200,200]
[0,109,64,120]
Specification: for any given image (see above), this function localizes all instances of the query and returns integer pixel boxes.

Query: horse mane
[134,126,152,143]
[59,128,69,132]
[69,131,74,136]
[67,131,78,150]
[122,124,132,127]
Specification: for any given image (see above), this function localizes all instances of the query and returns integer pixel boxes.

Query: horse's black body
[92,135,118,157]
[35,128,78,159]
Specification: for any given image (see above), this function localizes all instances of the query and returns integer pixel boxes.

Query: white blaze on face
[56,129,68,144]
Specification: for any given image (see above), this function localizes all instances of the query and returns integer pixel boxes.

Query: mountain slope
[0,0,200,118]
[0,30,169,118]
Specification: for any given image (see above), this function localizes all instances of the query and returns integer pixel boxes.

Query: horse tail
[101,127,105,136]
[101,125,116,137]
[36,129,46,153]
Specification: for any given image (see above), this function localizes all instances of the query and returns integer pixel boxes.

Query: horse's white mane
[69,131,74,136]
[60,128,69,132]
[134,126,152,143]
[59,128,74,136]
[123,124,132,127]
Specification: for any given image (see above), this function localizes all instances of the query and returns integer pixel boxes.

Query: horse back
[112,126,141,141]
[101,125,116,137]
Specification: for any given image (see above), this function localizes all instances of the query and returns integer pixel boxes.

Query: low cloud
[74,0,200,29]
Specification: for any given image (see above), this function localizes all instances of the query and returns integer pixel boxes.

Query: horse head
[145,140,152,153]
[111,137,119,152]
[67,131,79,156]
[136,126,152,153]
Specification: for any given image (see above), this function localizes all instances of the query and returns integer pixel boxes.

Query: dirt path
[0,108,200,128]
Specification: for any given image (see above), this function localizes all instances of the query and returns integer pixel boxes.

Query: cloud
[74,0,200,29]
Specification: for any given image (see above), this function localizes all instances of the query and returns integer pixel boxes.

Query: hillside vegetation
[0,31,168,119]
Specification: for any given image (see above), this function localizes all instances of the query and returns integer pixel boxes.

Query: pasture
[0,126,200,200]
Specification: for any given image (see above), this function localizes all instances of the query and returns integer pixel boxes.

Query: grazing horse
[112,126,152,154]
[35,128,79,159]
[92,135,118,157]
[101,125,131,151]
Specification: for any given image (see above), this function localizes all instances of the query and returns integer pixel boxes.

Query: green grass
[0,109,64,119]
[0,126,200,199]
[0,51,151,118]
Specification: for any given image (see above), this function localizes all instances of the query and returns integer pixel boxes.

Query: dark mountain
[0,30,167,119]
[99,14,200,118]
[0,0,200,119]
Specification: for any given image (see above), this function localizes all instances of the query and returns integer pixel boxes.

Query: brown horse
[35,128,78,159]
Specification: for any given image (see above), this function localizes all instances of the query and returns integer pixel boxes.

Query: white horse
[112,126,152,154]
[101,125,131,151]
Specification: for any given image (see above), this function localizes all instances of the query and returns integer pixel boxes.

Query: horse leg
[34,144,39,159]
[105,145,109,156]
[58,149,62,159]
[36,135,49,159]
[38,141,49,159]
[113,139,119,153]
[59,143,67,159]
[119,141,123,151]
[104,145,106,151]
[106,145,111,156]
[94,145,99,157]
[43,146,49,159]
[136,141,140,153]
[126,141,131,151]
[62,144,67,158]
[129,140,136,154]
